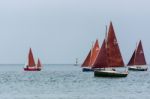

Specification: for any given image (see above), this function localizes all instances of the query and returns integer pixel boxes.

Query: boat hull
[82,67,93,72]
[128,66,148,71]
[24,68,41,71]
[94,70,128,77]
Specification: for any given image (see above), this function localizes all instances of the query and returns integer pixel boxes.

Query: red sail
[106,22,124,67]
[128,40,146,66]
[128,50,136,65]
[93,22,124,68]
[93,39,108,68]
[82,39,100,67]
[28,48,36,67]
[37,58,42,68]
[90,39,100,66]
[82,50,91,67]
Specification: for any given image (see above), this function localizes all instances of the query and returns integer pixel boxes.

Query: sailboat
[128,40,148,71]
[93,22,128,77]
[81,39,100,71]
[24,48,41,71]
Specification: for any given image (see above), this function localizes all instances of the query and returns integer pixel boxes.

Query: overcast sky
[0,0,150,64]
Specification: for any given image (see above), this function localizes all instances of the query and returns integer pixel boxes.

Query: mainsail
[106,22,124,67]
[128,40,146,66]
[28,48,36,67]
[82,39,100,67]
[93,22,124,68]
[92,39,108,68]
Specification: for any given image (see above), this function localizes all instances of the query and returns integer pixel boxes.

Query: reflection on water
[0,64,150,99]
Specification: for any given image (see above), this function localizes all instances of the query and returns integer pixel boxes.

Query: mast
[105,25,108,68]
[105,25,108,40]
[89,42,94,65]
[134,42,138,65]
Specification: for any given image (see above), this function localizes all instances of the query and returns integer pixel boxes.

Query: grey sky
[0,0,150,64]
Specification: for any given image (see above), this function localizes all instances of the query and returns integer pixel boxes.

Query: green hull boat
[94,70,128,77]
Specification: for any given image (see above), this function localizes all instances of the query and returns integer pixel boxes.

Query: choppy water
[0,64,150,99]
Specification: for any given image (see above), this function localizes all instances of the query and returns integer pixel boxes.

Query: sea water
[0,64,150,99]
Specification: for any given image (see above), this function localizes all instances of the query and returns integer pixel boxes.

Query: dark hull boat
[82,39,100,72]
[82,67,94,72]
[128,40,148,71]
[24,48,42,71]
[93,22,128,77]
[94,70,128,77]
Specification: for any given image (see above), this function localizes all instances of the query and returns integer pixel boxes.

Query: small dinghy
[82,67,94,72]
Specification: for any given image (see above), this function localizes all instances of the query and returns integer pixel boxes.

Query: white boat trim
[129,65,148,69]
[82,67,92,69]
